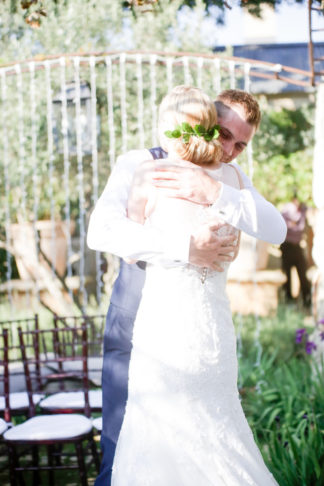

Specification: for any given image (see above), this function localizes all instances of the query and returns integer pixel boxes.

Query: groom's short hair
[215,89,261,131]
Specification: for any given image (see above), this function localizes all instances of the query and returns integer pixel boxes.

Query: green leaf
[193,124,206,136]
[181,122,194,133]
[212,129,219,139]
[182,133,190,143]
[172,129,181,138]
[267,407,282,429]
[164,130,174,138]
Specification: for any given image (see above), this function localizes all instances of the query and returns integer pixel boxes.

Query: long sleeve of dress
[87,150,287,264]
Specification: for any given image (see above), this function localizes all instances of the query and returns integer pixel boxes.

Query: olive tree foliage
[0,0,217,63]
[180,0,306,20]
[3,0,310,23]
[0,0,317,62]
[0,0,314,46]
[0,1,125,63]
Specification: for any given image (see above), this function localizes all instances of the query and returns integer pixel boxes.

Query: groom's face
[217,103,256,164]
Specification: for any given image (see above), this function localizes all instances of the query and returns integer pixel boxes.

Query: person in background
[87,88,287,486]
[312,84,324,323]
[280,193,312,308]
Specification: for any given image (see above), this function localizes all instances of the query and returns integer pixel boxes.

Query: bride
[111,85,278,486]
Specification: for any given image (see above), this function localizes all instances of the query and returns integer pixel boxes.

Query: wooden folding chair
[53,314,105,362]
[0,315,44,419]
[0,328,31,479]
[41,314,106,415]
[3,324,100,486]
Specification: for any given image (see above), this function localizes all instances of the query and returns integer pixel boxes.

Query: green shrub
[236,306,324,486]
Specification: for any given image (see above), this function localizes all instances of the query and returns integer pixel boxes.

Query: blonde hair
[158,85,223,166]
[215,89,261,131]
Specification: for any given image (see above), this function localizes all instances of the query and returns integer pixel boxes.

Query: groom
[87,89,287,485]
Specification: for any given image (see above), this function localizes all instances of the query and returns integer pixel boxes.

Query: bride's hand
[189,222,238,271]
[152,160,222,206]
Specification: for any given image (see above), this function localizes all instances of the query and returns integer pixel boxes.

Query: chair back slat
[0,315,39,363]
[0,329,11,423]
[53,314,105,390]
[54,314,105,357]
[18,324,92,418]
[18,327,37,417]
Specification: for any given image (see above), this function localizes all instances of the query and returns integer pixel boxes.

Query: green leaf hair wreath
[164,122,220,144]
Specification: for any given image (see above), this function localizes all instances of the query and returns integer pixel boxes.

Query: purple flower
[295,328,307,343]
[305,341,317,355]
[318,319,324,326]
[320,331,324,341]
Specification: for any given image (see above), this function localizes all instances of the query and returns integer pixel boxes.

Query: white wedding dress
[112,163,278,486]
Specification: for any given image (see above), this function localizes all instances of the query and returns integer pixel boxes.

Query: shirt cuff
[162,229,192,264]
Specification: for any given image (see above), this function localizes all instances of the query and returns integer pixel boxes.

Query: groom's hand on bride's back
[189,222,237,271]
[152,159,222,206]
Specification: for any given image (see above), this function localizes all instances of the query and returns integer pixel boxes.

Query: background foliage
[3,0,312,26]
[252,103,315,206]
[234,305,324,486]
[0,0,219,64]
